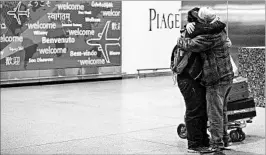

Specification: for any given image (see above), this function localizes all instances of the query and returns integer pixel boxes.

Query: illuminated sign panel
[0,1,121,71]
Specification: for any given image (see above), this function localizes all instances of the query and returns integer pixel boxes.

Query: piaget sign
[149,8,180,31]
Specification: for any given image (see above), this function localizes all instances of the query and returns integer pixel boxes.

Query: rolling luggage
[226,97,256,142]
[227,97,256,122]
[227,77,249,102]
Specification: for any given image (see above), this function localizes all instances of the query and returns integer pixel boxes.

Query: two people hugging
[171,6,234,154]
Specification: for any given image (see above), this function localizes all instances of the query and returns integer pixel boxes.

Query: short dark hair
[187,7,200,22]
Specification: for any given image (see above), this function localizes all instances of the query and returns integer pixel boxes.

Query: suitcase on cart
[227,77,249,102]
[227,97,256,122]
[226,97,256,142]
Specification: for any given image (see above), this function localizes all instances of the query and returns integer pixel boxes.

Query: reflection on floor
[1,76,265,154]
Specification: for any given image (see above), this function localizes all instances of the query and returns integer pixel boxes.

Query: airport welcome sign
[0,1,121,71]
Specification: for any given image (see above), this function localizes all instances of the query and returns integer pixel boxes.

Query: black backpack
[170,45,202,80]
[170,45,191,75]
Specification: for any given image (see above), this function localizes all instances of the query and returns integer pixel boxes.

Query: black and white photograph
[0,0,265,154]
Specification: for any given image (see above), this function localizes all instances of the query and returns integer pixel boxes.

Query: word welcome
[78,58,105,65]
[38,46,67,55]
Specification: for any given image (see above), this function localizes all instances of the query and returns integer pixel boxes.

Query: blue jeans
[206,83,232,146]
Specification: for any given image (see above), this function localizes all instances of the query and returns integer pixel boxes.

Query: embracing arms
[177,30,232,53]
[186,20,226,38]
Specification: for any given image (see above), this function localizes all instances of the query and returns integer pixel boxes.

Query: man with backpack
[171,7,227,153]
[175,7,234,152]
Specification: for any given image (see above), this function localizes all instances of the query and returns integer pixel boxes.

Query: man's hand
[186,22,195,34]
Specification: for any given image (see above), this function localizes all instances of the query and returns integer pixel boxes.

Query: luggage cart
[177,77,257,142]
[177,112,255,142]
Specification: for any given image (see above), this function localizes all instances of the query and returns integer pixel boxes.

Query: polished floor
[1,76,265,154]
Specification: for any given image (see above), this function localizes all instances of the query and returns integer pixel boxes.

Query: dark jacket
[171,21,227,81]
[176,30,234,86]
[185,21,226,38]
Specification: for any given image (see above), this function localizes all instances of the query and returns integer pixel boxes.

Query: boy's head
[198,7,216,23]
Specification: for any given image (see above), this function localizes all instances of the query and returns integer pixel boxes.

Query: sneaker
[187,147,214,153]
[224,141,233,149]
[224,138,233,148]
[224,141,232,147]
[209,145,224,152]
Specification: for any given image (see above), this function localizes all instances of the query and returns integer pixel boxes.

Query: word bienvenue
[42,37,75,44]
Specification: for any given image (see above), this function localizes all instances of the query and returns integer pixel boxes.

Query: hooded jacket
[176,30,234,86]
[171,21,227,80]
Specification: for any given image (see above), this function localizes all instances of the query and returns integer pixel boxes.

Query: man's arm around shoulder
[176,35,213,53]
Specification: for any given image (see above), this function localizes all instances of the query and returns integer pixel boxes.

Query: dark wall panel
[180,1,265,67]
